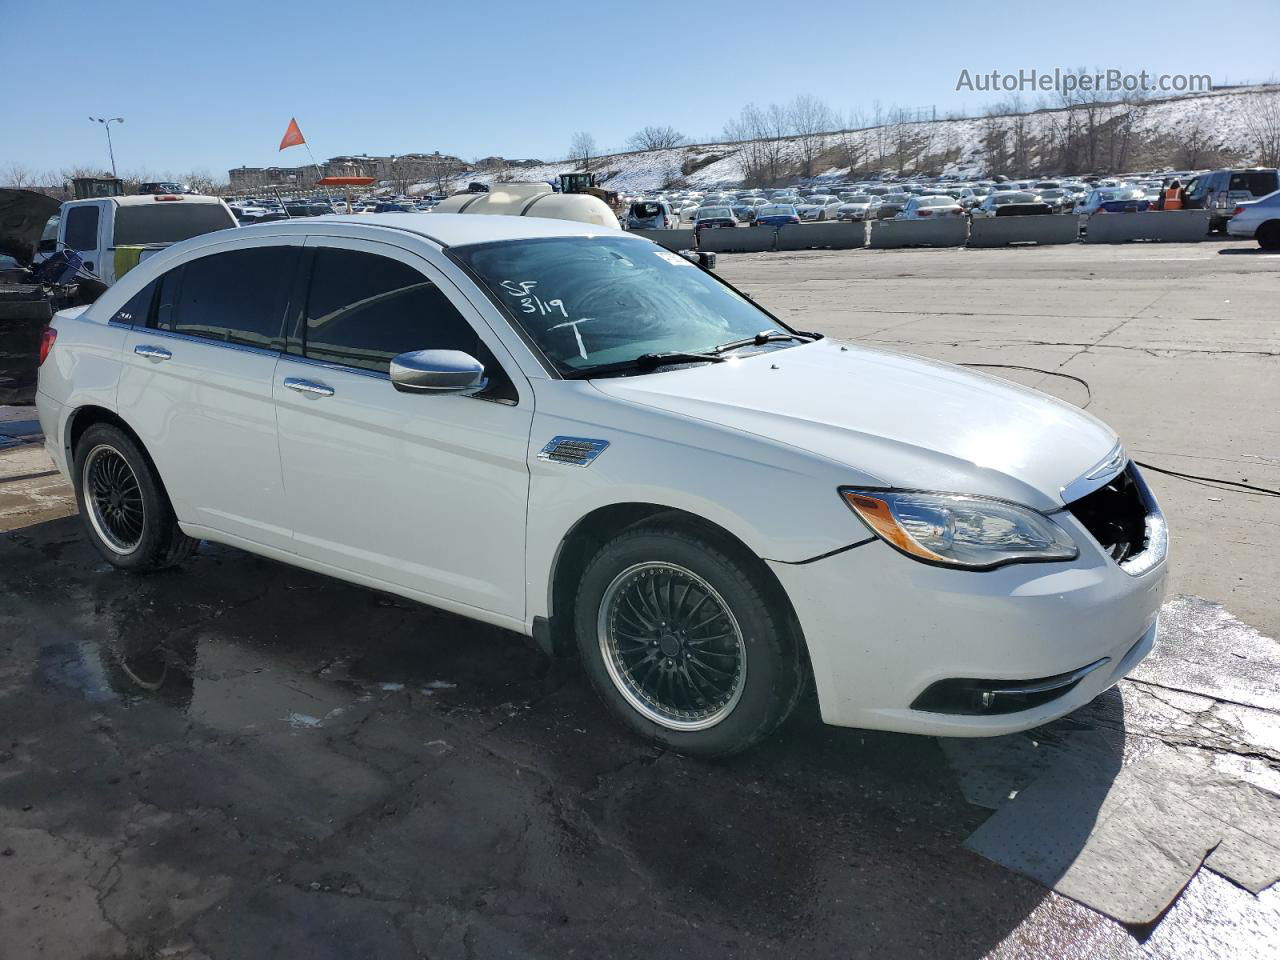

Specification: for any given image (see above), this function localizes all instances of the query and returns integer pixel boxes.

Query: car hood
[0,189,60,266]
[591,338,1117,509]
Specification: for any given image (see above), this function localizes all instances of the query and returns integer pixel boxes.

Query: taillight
[1232,206,1244,216]
[918,209,932,216]
[39,327,57,366]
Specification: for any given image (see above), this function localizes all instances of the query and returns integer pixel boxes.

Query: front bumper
[768,511,1167,736]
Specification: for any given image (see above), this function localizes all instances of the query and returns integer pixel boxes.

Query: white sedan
[795,196,842,220]
[1226,189,1280,249]
[36,214,1168,756]
[895,196,965,219]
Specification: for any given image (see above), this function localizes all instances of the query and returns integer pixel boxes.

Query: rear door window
[302,247,516,402]
[152,246,298,349]
[63,206,99,252]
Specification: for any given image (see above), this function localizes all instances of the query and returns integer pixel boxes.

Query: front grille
[1066,464,1149,563]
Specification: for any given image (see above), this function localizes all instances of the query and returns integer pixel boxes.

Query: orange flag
[278,118,305,151]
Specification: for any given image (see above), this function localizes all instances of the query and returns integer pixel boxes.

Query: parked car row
[617,168,1279,237]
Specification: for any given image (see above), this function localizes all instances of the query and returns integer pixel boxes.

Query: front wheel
[573,525,805,757]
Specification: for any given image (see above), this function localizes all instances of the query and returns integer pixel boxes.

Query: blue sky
[1,0,1274,181]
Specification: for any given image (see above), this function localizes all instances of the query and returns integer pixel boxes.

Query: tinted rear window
[157,246,298,348]
[1229,171,1279,196]
[113,203,237,245]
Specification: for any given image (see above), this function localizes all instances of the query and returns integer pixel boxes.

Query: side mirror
[389,349,486,394]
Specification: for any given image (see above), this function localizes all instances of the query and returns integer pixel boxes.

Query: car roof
[230,213,621,248]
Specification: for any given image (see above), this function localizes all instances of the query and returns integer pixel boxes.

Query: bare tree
[1,163,34,188]
[979,108,1010,176]
[182,170,222,195]
[1170,116,1224,169]
[788,95,835,178]
[1241,90,1280,167]
[724,104,791,185]
[627,125,685,152]
[569,131,597,171]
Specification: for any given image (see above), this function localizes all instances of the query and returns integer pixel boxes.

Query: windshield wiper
[561,350,728,380]
[710,330,815,353]
[559,331,818,380]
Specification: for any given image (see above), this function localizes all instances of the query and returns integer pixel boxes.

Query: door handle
[283,377,335,398]
[133,344,172,361]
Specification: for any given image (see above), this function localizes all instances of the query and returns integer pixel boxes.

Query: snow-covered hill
[419,86,1277,194]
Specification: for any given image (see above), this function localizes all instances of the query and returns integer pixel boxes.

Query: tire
[573,524,805,758]
[1257,221,1280,251]
[73,422,198,572]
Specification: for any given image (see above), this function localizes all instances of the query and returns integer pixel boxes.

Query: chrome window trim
[133,326,282,358]
[279,351,390,381]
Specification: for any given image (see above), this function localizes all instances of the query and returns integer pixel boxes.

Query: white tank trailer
[431,182,618,228]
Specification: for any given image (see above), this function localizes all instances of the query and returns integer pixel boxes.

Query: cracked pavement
[2,241,1278,958]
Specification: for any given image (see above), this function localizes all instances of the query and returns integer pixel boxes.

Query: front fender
[524,382,875,624]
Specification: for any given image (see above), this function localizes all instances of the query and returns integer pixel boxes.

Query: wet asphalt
[3,514,1278,959]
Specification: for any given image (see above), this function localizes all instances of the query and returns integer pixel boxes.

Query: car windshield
[698,207,732,217]
[758,205,794,215]
[451,235,791,376]
[919,196,953,206]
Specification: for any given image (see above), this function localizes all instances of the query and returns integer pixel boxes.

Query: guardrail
[628,210,1220,256]
[868,217,968,248]
[967,215,1080,247]
[628,228,696,251]
[697,226,777,253]
[777,221,866,250]
[1084,210,1213,243]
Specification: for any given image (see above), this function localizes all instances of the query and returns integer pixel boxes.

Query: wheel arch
[65,405,173,502]
[542,501,806,662]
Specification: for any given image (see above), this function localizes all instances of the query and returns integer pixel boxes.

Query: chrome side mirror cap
[389,350,486,394]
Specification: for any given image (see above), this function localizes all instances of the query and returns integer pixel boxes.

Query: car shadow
[2,516,1126,958]
[1217,246,1276,255]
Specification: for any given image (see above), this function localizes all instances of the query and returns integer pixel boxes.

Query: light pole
[89,117,124,176]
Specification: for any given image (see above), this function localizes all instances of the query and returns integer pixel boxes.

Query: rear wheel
[573,524,805,758]
[73,423,198,572]
[1257,221,1280,251]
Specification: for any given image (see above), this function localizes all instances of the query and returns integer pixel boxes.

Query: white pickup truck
[2,189,237,402]
[35,193,238,286]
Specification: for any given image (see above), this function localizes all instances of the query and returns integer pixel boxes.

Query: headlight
[840,489,1078,570]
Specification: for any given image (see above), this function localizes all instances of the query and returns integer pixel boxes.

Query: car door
[116,236,303,550]
[273,238,533,621]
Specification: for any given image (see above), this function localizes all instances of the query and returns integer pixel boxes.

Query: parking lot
[1,239,1278,959]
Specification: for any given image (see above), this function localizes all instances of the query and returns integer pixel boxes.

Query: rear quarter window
[1230,171,1279,196]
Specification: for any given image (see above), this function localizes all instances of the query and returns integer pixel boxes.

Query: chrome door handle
[133,344,172,361]
[283,377,335,397]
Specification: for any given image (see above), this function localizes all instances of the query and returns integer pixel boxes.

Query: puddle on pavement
[33,542,556,737]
